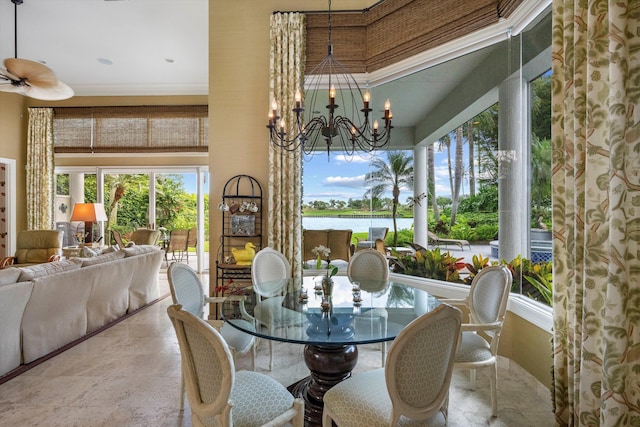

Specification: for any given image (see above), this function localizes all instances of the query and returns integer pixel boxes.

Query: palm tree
[427,142,440,222]
[451,126,465,225]
[467,120,476,197]
[364,151,414,247]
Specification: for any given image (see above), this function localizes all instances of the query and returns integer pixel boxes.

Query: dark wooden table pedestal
[288,344,358,427]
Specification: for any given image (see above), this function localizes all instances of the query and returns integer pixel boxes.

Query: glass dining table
[221,275,440,426]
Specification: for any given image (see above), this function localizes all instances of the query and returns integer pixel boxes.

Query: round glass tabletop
[221,275,440,346]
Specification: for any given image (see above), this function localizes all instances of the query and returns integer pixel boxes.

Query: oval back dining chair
[322,303,462,427]
[347,248,390,366]
[167,304,304,427]
[347,248,389,291]
[251,247,302,370]
[440,264,512,417]
[167,262,256,410]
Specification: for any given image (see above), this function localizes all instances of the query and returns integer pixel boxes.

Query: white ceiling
[0,0,208,97]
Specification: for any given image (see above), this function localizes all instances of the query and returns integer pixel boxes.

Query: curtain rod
[273,0,385,15]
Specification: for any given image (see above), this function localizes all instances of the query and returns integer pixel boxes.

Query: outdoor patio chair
[185,226,197,262]
[129,228,161,245]
[355,227,388,250]
[165,229,189,263]
[428,231,471,251]
[111,229,126,249]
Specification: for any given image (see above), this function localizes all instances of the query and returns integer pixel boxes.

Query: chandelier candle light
[267,0,393,158]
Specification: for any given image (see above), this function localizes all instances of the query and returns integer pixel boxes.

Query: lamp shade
[70,203,108,222]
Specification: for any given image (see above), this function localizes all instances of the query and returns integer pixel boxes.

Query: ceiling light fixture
[0,0,74,100]
[267,0,393,159]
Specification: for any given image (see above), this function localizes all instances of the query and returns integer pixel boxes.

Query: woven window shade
[304,0,523,73]
[53,105,208,153]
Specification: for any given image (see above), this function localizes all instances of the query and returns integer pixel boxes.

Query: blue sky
[301,147,463,204]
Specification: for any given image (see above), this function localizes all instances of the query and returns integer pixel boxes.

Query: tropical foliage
[390,247,553,306]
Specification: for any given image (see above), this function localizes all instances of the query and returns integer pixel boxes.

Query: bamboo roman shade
[305,0,524,73]
[53,105,208,153]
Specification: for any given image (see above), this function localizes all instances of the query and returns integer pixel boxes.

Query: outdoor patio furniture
[355,227,388,250]
[428,231,471,250]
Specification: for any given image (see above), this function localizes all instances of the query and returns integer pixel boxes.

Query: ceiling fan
[0,0,73,100]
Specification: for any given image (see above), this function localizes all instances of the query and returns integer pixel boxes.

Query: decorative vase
[321,275,334,298]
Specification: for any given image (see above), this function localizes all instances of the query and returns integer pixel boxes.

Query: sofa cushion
[0,280,34,376]
[327,230,353,261]
[80,250,125,267]
[18,259,83,281]
[121,245,161,258]
[303,229,353,262]
[0,267,21,285]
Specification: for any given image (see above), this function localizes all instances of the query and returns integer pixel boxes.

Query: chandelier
[267,0,393,158]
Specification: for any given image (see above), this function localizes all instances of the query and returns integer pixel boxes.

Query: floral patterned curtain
[551,1,640,425]
[26,108,55,230]
[268,12,305,277]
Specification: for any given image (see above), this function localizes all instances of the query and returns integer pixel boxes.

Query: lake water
[302,217,414,233]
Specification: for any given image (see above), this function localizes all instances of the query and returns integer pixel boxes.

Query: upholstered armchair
[0,230,63,269]
[129,229,161,245]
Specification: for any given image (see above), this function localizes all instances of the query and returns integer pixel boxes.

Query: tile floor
[0,270,554,427]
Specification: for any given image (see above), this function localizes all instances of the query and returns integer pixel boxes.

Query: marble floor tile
[0,273,555,426]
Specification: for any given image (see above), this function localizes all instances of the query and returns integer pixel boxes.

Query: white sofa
[0,245,163,377]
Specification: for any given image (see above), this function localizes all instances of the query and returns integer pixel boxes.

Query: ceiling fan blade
[1,58,74,100]
[5,58,58,88]
[20,80,75,101]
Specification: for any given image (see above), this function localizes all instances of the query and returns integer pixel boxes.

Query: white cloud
[332,154,374,163]
[324,174,366,188]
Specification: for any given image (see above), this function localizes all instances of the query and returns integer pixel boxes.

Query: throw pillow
[18,259,83,281]
[82,246,98,257]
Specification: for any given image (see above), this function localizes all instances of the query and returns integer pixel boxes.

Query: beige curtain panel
[268,12,305,278]
[26,108,55,230]
[551,1,640,425]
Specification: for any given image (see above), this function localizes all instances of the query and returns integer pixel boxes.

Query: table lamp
[70,203,108,244]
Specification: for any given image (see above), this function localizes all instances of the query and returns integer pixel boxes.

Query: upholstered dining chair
[167,304,304,427]
[167,262,256,411]
[322,303,462,427]
[348,248,390,366]
[251,247,303,370]
[440,264,512,417]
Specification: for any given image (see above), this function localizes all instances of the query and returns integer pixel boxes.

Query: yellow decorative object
[232,242,256,265]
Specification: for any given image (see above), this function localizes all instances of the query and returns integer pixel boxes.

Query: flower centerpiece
[311,245,331,270]
[311,245,339,298]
